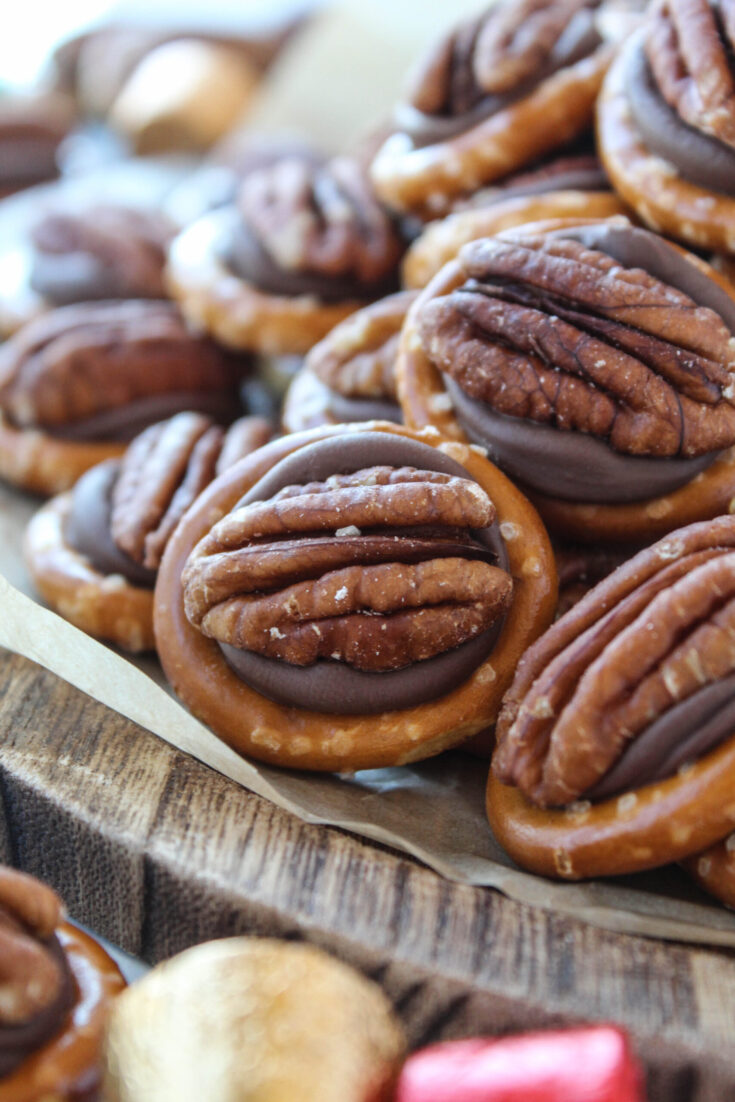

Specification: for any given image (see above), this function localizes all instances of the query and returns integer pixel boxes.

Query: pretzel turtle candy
[281,291,416,433]
[154,422,556,772]
[166,154,407,356]
[370,0,614,219]
[24,413,272,652]
[597,6,735,255]
[488,515,735,880]
[0,866,125,1101]
[397,216,735,544]
[0,300,245,495]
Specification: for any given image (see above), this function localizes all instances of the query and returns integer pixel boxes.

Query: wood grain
[0,648,734,1101]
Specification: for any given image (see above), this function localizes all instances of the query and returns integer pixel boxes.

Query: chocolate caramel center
[625,32,735,198]
[586,672,735,800]
[66,461,157,588]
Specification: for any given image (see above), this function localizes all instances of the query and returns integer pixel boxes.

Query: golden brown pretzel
[0,413,125,497]
[487,516,735,879]
[154,422,556,772]
[24,492,155,653]
[397,217,735,544]
[402,190,628,289]
[597,36,735,254]
[2,921,125,1102]
[371,47,612,219]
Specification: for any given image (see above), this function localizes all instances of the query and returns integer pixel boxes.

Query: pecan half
[417,230,735,457]
[183,465,512,671]
[305,291,416,401]
[646,0,735,150]
[407,0,598,115]
[111,412,272,570]
[0,868,64,1025]
[30,204,175,302]
[0,301,240,431]
[237,155,405,286]
[494,517,735,805]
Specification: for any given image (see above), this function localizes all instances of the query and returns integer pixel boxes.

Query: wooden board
[1,647,734,1102]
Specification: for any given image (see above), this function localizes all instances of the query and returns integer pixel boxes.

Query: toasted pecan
[238,156,404,287]
[183,464,512,671]
[494,516,735,805]
[407,0,597,114]
[111,413,272,571]
[0,301,240,432]
[305,291,416,400]
[646,0,735,149]
[416,231,735,457]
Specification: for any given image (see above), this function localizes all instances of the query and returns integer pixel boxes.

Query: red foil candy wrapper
[395,1026,644,1102]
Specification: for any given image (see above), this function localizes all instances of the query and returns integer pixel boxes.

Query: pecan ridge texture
[183,465,513,671]
[494,516,735,806]
[30,204,175,302]
[407,0,598,117]
[305,290,417,400]
[646,0,735,148]
[237,155,405,286]
[0,301,240,431]
[417,230,735,458]
[111,412,273,571]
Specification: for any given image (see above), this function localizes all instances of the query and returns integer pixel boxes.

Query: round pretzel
[154,422,557,772]
[2,921,125,1102]
[24,493,155,653]
[370,47,612,219]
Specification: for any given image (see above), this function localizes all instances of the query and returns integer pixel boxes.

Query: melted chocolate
[66,461,156,588]
[446,376,714,502]
[224,218,399,303]
[0,934,76,1079]
[397,9,601,149]
[586,672,735,800]
[447,222,734,502]
[221,431,508,714]
[625,33,735,198]
[51,389,241,443]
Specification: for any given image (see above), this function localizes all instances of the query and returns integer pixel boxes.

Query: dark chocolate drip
[220,431,508,714]
[397,9,601,149]
[625,33,735,198]
[223,217,399,303]
[444,221,734,501]
[50,389,241,443]
[66,461,156,588]
[586,672,735,800]
[0,934,76,1079]
[445,376,714,503]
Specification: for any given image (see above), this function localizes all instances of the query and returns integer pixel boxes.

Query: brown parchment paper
[3,2,735,950]
[2,474,735,947]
